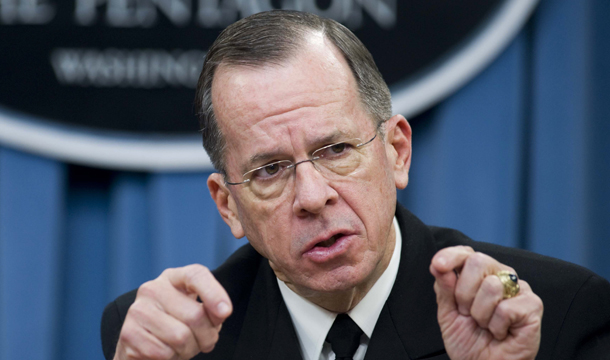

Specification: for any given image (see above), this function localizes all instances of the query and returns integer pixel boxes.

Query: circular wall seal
[0,0,538,171]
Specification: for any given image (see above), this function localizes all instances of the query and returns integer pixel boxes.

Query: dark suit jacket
[102,204,610,359]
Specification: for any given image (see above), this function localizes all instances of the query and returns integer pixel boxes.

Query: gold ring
[496,270,520,299]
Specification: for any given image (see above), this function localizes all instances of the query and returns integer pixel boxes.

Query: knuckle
[137,281,160,299]
[119,326,171,360]
[201,343,216,353]
[182,264,213,291]
[127,302,144,317]
[454,286,467,302]
[481,275,503,296]
[462,254,480,272]
[183,304,206,328]
[186,264,211,280]
[211,329,220,343]
[118,326,137,347]
[454,283,471,303]
[127,301,154,320]
[488,322,507,340]
[197,327,220,353]
[170,327,192,348]
[518,278,531,291]
[160,267,178,277]
[469,302,483,318]
[456,245,474,252]
[139,339,175,360]
[495,300,511,319]
[142,346,173,360]
[471,312,489,329]
[124,347,142,360]
[200,336,218,353]
[187,263,210,274]
[468,252,489,268]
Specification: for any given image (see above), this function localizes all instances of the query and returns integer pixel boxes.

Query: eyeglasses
[225,133,378,199]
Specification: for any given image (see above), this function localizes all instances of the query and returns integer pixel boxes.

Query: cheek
[234,195,293,260]
[337,157,396,247]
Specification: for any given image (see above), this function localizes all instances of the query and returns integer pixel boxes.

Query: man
[101,10,610,360]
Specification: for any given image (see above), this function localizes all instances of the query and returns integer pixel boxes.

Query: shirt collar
[278,217,402,360]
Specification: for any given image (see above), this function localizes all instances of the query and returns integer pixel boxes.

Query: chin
[297,264,374,294]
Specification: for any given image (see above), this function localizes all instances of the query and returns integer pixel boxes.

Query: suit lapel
[232,259,303,360]
[230,204,445,360]
[267,302,305,360]
[365,304,410,359]
[365,205,448,359]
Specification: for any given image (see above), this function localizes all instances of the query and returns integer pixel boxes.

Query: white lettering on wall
[72,0,395,29]
[197,0,395,29]
[75,0,191,27]
[74,0,106,25]
[0,0,55,24]
[198,0,265,28]
[50,48,205,88]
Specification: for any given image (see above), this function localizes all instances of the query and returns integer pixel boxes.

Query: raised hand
[114,264,232,360]
[430,246,543,360]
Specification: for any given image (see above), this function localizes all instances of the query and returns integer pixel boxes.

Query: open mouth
[303,231,353,262]
[315,233,343,248]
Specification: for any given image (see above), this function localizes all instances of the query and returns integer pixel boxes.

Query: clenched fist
[114,264,232,360]
[430,246,544,360]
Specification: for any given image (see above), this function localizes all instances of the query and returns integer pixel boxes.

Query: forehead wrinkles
[212,33,357,120]
[224,105,350,175]
[212,34,367,175]
[214,72,352,124]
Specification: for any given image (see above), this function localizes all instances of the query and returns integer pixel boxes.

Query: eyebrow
[242,130,350,173]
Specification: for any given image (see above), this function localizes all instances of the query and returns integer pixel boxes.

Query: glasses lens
[242,135,374,199]
[313,139,366,176]
[247,160,292,199]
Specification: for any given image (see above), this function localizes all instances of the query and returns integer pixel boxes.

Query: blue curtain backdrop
[1,1,609,359]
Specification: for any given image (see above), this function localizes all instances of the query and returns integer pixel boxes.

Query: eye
[317,142,353,159]
[251,161,289,181]
[330,143,346,154]
[263,163,280,175]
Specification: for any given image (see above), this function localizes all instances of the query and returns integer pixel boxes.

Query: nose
[292,160,338,216]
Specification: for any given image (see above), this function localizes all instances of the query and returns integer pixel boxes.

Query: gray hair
[195,10,392,175]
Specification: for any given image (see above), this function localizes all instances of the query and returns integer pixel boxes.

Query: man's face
[209,33,411,298]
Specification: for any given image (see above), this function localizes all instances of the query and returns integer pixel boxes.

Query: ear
[207,173,245,239]
[384,115,412,189]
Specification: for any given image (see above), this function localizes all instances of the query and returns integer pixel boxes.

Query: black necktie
[326,314,363,360]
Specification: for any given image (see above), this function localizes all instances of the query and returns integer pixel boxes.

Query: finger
[165,265,233,326]
[430,246,475,274]
[117,314,177,360]
[469,274,504,329]
[162,293,221,353]
[430,262,459,325]
[129,300,201,359]
[455,252,511,315]
[429,247,472,322]
[487,280,543,341]
[140,280,222,353]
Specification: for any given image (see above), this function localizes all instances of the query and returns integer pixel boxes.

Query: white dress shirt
[278,217,402,360]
